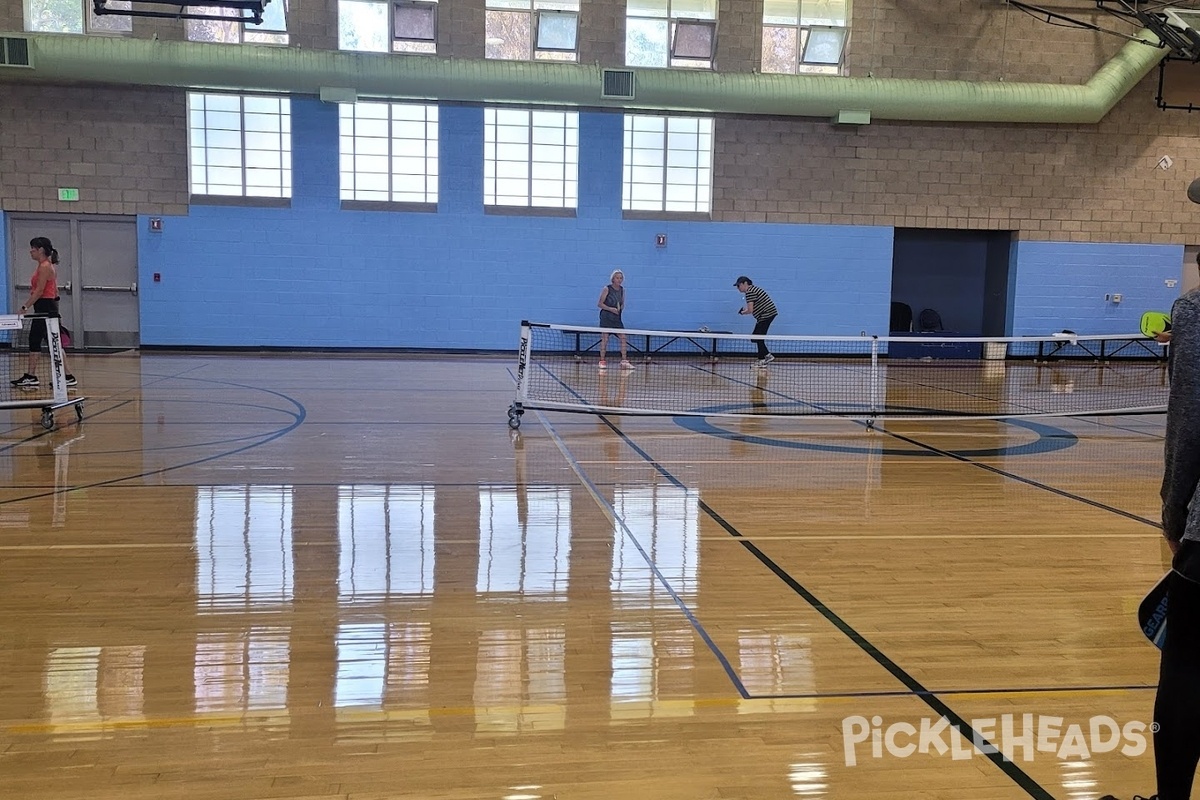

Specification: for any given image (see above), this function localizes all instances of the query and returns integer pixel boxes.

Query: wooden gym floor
[0,353,1173,800]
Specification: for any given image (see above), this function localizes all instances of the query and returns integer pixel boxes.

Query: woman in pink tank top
[12,237,76,389]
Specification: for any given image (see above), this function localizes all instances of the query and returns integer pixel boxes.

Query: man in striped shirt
[735,276,778,365]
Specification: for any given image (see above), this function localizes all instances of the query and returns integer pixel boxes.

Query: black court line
[531,403,749,699]
[879,426,1161,529]
[530,363,1056,800]
[0,375,307,507]
[594,411,1056,800]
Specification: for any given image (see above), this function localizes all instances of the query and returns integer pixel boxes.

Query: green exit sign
[57,188,79,202]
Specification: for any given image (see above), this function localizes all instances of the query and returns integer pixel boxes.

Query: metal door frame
[7,213,138,349]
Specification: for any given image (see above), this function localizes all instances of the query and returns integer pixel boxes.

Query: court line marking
[0,372,307,508]
[684,365,1162,530]
[596,419,1056,800]
[527,365,1055,800]
[531,406,750,700]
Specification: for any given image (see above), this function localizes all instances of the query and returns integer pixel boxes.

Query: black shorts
[28,298,59,353]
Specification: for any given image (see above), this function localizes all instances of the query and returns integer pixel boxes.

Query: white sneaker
[619,360,633,370]
[598,360,607,370]
[763,353,775,364]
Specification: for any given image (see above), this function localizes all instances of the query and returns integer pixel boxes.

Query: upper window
[186,0,289,45]
[622,114,712,214]
[340,101,439,205]
[339,0,438,54]
[187,92,292,199]
[484,108,578,210]
[26,0,132,34]
[625,0,717,69]
[485,0,579,62]
[761,0,848,75]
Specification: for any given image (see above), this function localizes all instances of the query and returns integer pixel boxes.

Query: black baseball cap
[734,276,752,286]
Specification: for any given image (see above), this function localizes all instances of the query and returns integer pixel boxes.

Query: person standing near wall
[12,237,76,390]
[597,270,632,370]
[1140,277,1200,800]
[735,276,778,366]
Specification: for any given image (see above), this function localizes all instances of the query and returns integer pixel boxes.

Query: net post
[510,322,532,427]
[869,336,880,418]
[47,317,68,404]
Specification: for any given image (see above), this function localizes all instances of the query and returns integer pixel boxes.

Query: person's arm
[20,265,48,314]
[1162,297,1200,550]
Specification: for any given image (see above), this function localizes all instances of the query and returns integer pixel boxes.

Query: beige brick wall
[716,0,760,74]
[439,0,484,59]
[0,0,22,32]
[845,1,1123,84]
[712,71,1200,243]
[0,84,189,215]
[704,1,1200,242]
[2,0,1199,242]
[579,0,624,67]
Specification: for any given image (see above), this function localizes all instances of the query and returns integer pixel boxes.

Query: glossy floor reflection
[0,353,1170,799]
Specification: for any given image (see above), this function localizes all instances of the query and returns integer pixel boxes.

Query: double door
[8,214,139,349]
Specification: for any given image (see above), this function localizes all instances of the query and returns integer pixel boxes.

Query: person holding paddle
[1149,252,1200,344]
[596,270,632,371]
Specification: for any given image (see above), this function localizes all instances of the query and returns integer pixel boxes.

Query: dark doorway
[890,229,1013,336]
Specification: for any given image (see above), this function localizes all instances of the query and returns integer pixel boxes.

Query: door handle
[82,283,136,293]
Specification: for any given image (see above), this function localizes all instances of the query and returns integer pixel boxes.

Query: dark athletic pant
[1154,538,1200,799]
[752,315,776,358]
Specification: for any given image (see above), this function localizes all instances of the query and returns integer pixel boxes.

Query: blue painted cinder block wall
[135,96,1184,350]
[138,98,894,349]
[1011,241,1182,335]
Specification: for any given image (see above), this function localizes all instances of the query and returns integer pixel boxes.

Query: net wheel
[75,403,84,422]
[41,410,54,430]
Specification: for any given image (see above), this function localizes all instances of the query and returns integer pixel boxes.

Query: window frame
[484,0,580,62]
[624,0,718,70]
[760,0,849,75]
[338,0,439,54]
[621,113,714,218]
[184,0,290,46]
[187,91,293,203]
[669,17,717,63]
[483,106,579,214]
[25,0,134,35]
[393,0,438,44]
[338,100,440,209]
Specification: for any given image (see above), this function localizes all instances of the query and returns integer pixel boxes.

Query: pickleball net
[507,322,1169,426]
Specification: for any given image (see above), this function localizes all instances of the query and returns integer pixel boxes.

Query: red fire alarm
[655,233,667,247]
